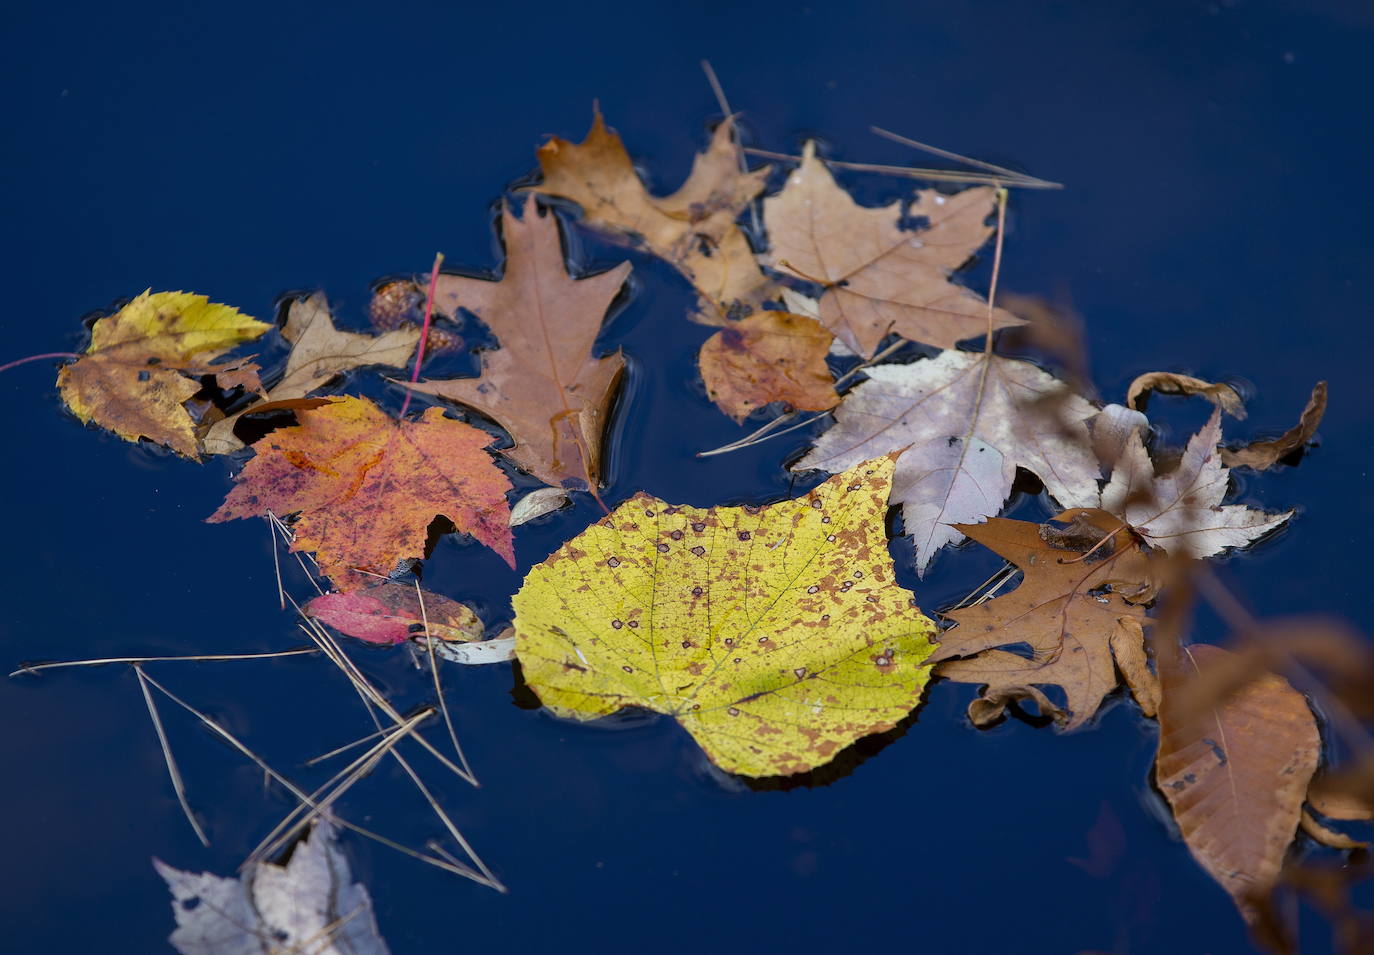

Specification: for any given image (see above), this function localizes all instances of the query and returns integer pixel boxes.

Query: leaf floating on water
[513,456,938,777]
[932,511,1156,730]
[1155,643,1319,926]
[1221,381,1327,471]
[404,198,630,490]
[155,819,389,955]
[534,108,773,317]
[209,395,513,590]
[795,352,1101,573]
[57,290,269,457]
[762,142,1023,357]
[1099,409,1291,558]
[305,582,484,646]
[509,487,571,527]
[202,293,420,455]
[698,311,838,422]
[1126,370,1245,418]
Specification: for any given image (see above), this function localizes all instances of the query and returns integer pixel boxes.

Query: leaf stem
[0,352,80,374]
[398,253,445,419]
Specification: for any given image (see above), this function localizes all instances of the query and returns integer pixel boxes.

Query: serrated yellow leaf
[513,456,938,777]
[58,290,269,457]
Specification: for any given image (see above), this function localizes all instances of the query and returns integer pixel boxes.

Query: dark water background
[4,1,1373,952]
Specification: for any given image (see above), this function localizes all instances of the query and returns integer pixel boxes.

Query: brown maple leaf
[762,142,1023,358]
[534,108,772,318]
[932,510,1158,730]
[208,395,513,590]
[403,197,630,490]
[697,310,838,422]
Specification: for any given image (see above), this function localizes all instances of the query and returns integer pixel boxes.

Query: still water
[4,1,1372,952]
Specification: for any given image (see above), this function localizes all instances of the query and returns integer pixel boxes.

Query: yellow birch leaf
[512,455,938,777]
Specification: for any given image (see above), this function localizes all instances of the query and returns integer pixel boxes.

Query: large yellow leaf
[513,456,938,777]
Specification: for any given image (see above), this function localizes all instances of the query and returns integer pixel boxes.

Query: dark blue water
[4,2,1372,952]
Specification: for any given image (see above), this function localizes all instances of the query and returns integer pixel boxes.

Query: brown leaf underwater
[1155,643,1320,926]
[535,108,772,318]
[698,310,839,422]
[404,198,630,490]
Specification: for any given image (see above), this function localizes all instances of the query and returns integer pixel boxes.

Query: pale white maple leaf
[1098,408,1291,558]
[795,351,1100,573]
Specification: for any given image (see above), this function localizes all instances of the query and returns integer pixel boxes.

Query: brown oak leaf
[932,510,1157,730]
[534,108,772,317]
[762,142,1023,357]
[698,311,838,422]
[404,197,631,490]
[208,395,513,590]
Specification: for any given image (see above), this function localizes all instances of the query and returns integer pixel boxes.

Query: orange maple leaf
[209,396,513,589]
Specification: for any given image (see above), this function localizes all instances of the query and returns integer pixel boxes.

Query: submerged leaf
[933,511,1155,730]
[404,198,630,490]
[698,311,838,422]
[155,820,388,955]
[762,142,1022,357]
[796,352,1100,573]
[57,290,269,457]
[305,582,484,645]
[1155,643,1319,925]
[202,293,420,455]
[209,396,513,590]
[1099,410,1291,558]
[513,456,938,777]
[534,109,772,316]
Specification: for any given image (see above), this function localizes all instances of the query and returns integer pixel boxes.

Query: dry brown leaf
[1155,643,1319,925]
[933,510,1156,729]
[1126,371,1245,418]
[1300,809,1367,851]
[202,293,420,455]
[404,197,631,490]
[762,142,1023,358]
[1221,381,1327,470]
[534,108,771,317]
[698,311,838,422]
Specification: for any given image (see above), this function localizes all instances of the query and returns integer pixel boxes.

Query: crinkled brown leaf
[698,311,838,422]
[534,108,771,317]
[762,142,1023,357]
[1155,643,1319,925]
[1221,381,1327,470]
[1126,371,1245,418]
[933,510,1156,729]
[404,198,629,490]
[202,292,420,455]
[208,395,513,590]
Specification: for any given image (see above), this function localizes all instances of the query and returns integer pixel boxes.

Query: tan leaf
[795,351,1100,573]
[698,311,838,422]
[1126,371,1245,418]
[1221,381,1327,470]
[404,197,631,490]
[534,108,771,316]
[1099,409,1291,558]
[932,511,1155,729]
[1155,643,1319,924]
[762,142,1023,357]
[202,293,420,455]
